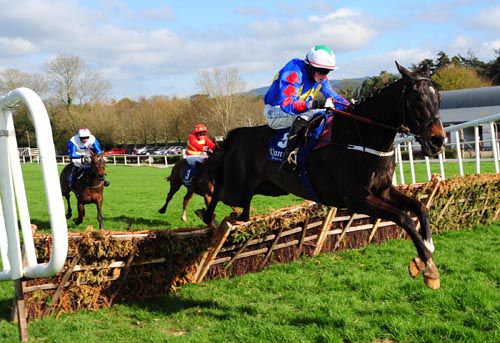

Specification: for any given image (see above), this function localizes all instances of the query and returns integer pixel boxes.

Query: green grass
[20,164,304,232]
[0,224,498,342]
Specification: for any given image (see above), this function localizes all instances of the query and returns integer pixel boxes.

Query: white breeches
[264,104,321,129]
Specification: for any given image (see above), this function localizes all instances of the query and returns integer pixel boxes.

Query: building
[440,86,500,149]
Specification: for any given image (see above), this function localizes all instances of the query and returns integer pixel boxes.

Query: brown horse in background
[60,153,107,229]
[158,158,214,222]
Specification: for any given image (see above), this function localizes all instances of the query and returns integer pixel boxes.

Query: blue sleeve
[91,139,103,154]
[68,141,81,159]
[320,80,350,110]
[278,70,309,114]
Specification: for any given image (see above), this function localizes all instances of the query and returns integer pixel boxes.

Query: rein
[328,105,410,134]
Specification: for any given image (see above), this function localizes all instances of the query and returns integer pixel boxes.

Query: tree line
[340,50,500,100]
[1,50,499,153]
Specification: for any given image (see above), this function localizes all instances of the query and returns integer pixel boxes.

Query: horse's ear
[395,61,411,79]
[421,64,431,78]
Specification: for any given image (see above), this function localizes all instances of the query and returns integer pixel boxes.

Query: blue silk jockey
[67,128,110,187]
[264,45,351,172]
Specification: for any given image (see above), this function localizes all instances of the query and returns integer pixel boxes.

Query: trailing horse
[158,158,215,222]
[203,62,446,289]
[60,153,107,229]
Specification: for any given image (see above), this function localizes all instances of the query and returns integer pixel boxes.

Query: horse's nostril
[430,135,444,147]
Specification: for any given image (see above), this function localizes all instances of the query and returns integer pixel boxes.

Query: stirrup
[287,149,298,166]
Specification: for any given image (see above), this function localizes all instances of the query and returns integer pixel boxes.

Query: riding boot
[279,116,309,173]
[68,165,78,188]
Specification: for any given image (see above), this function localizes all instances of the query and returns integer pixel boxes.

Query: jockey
[264,45,351,172]
[184,124,216,185]
[67,128,110,187]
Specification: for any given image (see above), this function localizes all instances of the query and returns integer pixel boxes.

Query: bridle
[398,76,441,139]
[330,75,440,139]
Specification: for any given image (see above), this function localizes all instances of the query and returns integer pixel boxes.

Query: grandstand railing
[393,113,500,184]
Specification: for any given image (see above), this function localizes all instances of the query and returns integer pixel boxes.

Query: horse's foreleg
[73,201,85,225]
[351,193,439,289]
[182,190,194,222]
[387,187,434,252]
[96,200,104,229]
[64,193,72,219]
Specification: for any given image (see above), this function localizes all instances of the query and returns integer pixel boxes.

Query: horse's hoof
[194,208,205,219]
[66,213,72,219]
[423,258,440,289]
[158,208,166,214]
[73,219,82,225]
[424,276,441,289]
[408,257,426,278]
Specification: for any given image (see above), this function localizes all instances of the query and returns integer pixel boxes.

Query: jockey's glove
[82,155,92,164]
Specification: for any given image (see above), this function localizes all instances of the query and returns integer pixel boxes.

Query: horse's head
[91,152,107,182]
[396,61,446,156]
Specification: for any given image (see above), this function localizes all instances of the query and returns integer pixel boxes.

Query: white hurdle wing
[0,87,67,280]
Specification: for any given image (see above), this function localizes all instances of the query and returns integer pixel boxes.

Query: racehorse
[158,158,215,222]
[203,62,446,289]
[60,152,107,229]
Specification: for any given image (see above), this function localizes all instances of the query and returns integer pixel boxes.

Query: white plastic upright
[0,87,68,280]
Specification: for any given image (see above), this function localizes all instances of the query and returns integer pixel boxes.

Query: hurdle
[0,88,68,341]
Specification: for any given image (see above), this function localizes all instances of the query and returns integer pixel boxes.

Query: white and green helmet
[305,45,337,70]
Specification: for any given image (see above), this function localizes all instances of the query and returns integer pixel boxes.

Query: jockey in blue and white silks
[263,45,351,172]
[67,128,109,187]
[68,128,103,167]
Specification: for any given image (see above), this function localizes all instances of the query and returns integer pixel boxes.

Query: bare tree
[196,67,246,135]
[0,68,49,95]
[44,54,110,106]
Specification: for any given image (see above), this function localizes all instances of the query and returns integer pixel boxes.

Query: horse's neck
[84,168,98,186]
[346,81,404,150]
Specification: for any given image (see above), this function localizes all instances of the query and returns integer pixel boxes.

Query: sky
[0,0,499,99]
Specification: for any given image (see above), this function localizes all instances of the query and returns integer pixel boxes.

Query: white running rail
[0,88,68,280]
[393,113,500,184]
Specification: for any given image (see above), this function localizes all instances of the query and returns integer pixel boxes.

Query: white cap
[305,45,337,70]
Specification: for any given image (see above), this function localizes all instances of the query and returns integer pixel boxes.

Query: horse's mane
[354,78,402,108]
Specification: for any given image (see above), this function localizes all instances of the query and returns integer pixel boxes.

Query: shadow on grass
[128,293,257,320]
[0,298,13,321]
[107,215,173,228]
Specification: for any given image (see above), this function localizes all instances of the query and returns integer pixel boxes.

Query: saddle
[267,112,333,162]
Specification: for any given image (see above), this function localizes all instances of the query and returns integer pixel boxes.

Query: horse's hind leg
[203,185,220,225]
[158,182,182,214]
[237,197,252,222]
[181,190,194,222]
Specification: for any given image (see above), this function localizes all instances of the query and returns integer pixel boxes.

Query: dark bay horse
[60,153,107,229]
[203,62,446,289]
[158,158,215,222]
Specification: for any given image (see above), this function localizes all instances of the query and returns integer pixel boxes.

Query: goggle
[80,136,89,140]
[197,132,207,136]
[312,67,331,76]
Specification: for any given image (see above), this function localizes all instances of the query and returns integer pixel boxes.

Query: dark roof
[440,86,500,109]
